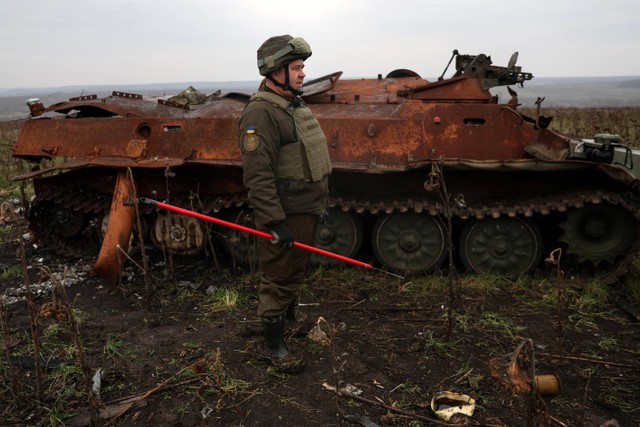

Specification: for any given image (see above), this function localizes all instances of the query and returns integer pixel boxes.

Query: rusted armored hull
[13,51,640,284]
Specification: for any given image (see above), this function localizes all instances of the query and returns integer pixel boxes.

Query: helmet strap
[267,66,303,96]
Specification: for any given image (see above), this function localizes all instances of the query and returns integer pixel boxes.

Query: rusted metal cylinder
[535,374,562,395]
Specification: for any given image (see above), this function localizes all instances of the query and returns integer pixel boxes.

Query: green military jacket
[238,87,331,227]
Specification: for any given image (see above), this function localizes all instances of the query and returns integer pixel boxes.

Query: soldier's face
[273,59,306,90]
[287,59,306,89]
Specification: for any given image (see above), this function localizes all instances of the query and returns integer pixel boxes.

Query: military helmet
[257,35,312,76]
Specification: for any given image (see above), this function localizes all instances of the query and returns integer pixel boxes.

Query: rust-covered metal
[13,50,640,285]
[93,169,135,285]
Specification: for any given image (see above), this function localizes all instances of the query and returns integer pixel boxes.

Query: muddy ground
[0,199,639,427]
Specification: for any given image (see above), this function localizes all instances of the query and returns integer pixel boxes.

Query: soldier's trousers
[256,213,318,317]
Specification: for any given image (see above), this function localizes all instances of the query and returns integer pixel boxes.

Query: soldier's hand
[268,222,294,248]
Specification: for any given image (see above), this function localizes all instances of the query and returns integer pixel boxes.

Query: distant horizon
[2,75,640,96]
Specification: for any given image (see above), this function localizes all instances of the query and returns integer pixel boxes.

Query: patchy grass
[2,251,639,425]
[0,265,21,280]
[0,135,32,200]
[102,336,125,360]
[203,287,244,314]
[478,312,526,338]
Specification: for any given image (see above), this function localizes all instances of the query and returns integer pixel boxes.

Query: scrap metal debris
[430,391,476,421]
[167,86,207,105]
[490,339,538,395]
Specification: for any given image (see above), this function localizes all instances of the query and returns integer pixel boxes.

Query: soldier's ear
[271,67,285,81]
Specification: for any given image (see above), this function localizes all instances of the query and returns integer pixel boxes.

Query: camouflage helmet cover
[257,35,312,76]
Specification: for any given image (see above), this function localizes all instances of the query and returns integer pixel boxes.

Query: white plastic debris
[92,368,104,400]
[201,406,214,419]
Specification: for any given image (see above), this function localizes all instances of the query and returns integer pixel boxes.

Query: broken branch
[537,352,633,368]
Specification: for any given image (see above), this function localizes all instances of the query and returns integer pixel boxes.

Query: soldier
[238,35,332,358]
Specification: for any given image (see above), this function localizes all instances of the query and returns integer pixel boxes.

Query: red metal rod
[139,197,373,270]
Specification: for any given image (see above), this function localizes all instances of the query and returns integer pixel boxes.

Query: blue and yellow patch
[243,128,259,152]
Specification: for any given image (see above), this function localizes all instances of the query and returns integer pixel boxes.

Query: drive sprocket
[560,202,636,265]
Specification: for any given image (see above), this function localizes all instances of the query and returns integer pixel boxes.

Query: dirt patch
[1,201,639,426]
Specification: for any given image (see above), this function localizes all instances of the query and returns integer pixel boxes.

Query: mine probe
[139,197,404,279]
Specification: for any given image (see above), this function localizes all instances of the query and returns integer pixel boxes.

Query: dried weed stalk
[545,248,566,349]
[40,265,103,424]
[8,200,44,399]
[0,296,19,397]
[426,162,464,340]
[127,167,155,297]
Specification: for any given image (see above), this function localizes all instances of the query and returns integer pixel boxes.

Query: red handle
[140,198,372,270]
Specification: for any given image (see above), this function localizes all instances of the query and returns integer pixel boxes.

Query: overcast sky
[1,0,639,90]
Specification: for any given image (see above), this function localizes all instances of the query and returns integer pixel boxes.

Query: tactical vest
[250,91,332,182]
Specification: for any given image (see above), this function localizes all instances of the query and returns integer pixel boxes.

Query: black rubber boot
[262,314,288,358]
[285,299,298,324]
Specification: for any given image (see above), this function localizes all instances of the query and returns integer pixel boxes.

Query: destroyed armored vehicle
[13,50,640,284]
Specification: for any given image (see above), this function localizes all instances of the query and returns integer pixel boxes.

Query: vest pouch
[275,142,306,180]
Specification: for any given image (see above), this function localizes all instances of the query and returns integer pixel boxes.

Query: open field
[519,107,640,146]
